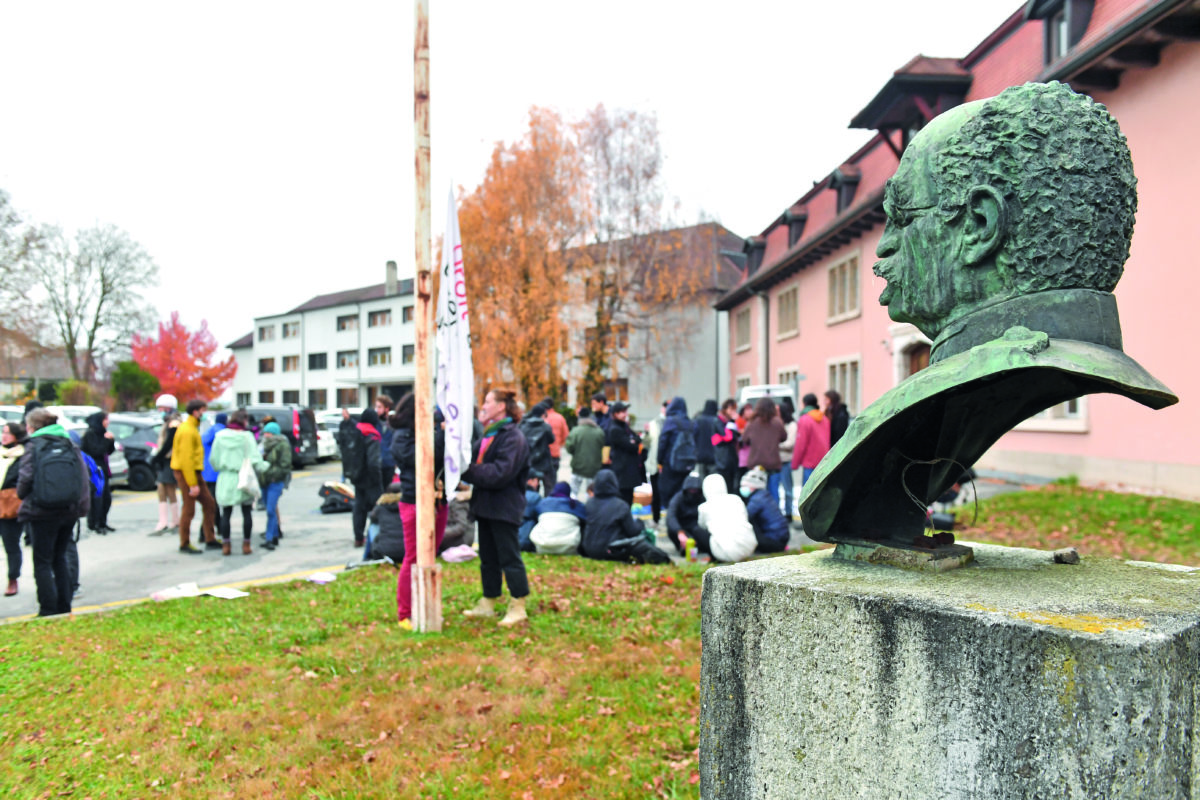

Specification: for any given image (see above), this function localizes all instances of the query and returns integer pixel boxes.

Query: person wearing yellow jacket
[170,399,219,554]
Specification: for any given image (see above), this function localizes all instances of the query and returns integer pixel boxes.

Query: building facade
[229,262,417,410]
[716,0,1200,497]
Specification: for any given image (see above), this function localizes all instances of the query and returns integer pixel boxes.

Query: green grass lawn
[959,478,1200,565]
[1,557,707,800]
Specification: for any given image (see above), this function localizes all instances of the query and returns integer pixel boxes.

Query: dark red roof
[227,332,253,349]
[286,278,414,314]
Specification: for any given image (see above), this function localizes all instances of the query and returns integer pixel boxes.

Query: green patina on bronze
[799,81,1177,550]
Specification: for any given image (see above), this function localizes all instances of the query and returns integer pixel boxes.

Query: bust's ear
[962,185,1006,266]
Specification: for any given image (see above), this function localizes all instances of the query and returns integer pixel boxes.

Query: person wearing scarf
[461,389,531,627]
[1,422,28,597]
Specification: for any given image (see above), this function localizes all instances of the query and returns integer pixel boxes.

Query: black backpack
[667,424,697,473]
[338,425,366,483]
[32,437,83,510]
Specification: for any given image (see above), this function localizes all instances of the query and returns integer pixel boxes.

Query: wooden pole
[412,0,441,632]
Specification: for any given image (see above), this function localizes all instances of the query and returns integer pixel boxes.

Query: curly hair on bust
[933,81,1136,295]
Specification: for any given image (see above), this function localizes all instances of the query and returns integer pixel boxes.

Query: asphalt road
[2,460,370,621]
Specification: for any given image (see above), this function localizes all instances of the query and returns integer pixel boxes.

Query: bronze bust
[799,82,1176,549]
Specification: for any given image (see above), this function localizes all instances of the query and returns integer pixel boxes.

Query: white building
[228,262,416,410]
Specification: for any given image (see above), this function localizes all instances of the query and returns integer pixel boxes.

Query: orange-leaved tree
[131,311,237,403]
[457,107,591,405]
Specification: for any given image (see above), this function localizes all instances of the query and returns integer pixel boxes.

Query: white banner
[435,188,473,494]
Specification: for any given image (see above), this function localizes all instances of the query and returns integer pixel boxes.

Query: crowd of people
[1,383,849,624]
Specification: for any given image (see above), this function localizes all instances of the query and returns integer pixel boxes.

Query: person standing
[564,407,605,500]
[604,402,645,507]
[713,399,740,495]
[518,402,555,495]
[644,401,667,524]
[388,394,449,630]
[258,421,292,551]
[656,396,696,512]
[791,393,832,486]
[692,400,721,478]
[741,398,788,513]
[171,399,220,553]
[17,409,90,616]
[824,390,851,448]
[152,394,181,534]
[461,389,531,628]
[80,411,116,534]
[1,422,28,597]
[339,408,383,549]
[591,392,612,433]
[201,412,227,499]
[776,398,798,520]
[210,409,266,555]
[375,394,396,489]
[542,398,569,485]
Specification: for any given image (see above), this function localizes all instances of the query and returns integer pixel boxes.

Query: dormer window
[1025,0,1094,65]
[743,237,766,276]
[829,166,861,214]
[784,206,807,248]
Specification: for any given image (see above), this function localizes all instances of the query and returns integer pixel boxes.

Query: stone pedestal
[700,544,1200,799]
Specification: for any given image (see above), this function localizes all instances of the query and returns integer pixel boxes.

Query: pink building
[716,0,1200,498]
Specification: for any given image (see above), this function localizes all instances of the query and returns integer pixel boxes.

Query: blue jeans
[363,522,379,560]
[767,469,795,518]
[263,482,284,543]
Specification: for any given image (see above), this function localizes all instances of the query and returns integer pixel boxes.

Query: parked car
[316,428,339,461]
[0,405,25,423]
[45,404,103,425]
[107,413,164,492]
[737,383,797,410]
[244,404,320,467]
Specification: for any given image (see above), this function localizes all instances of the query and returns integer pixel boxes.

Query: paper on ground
[307,571,338,584]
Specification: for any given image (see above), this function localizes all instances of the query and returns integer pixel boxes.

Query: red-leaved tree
[131,312,237,403]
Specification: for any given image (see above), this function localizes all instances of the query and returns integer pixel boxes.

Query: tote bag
[237,455,261,501]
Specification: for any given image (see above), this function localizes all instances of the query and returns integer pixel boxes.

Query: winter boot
[462,596,497,618]
[498,597,528,627]
[167,500,179,528]
[222,540,232,556]
[5,579,16,597]
[155,501,169,533]
[243,540,253,555]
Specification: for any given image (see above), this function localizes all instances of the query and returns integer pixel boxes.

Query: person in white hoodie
[694,473,757,563]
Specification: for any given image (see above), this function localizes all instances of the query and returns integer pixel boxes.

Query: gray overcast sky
[0,0,1017,348]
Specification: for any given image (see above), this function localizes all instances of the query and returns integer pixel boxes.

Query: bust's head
[872,81,1137,340]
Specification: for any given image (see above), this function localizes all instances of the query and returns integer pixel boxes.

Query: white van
[737,384,796,409]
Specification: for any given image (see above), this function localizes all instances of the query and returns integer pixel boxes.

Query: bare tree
[29,224,158,380]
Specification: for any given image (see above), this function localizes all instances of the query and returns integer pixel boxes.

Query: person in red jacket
[790,393,831,486]
[540,398,569,484]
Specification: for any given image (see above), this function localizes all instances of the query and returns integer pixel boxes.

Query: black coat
[829,404,851,447]
[692,400,720,466]
[462,422,530,527]
[581,469,643,560]
[518,415,555,483]
[389,424,446,505]
[666,473,704,535]
[80,412,115,478]
[17,433,91,522]
[605,419,645,490]
[367,489,406,562]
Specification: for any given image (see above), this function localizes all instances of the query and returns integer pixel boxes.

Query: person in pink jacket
[790,393,831,485]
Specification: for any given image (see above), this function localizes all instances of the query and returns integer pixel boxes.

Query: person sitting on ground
[517,477,543,552]
[365,481,406,563]
[740,466,789,554]
[529,481,586,555]
[666,472,705,556]
[693,473,757,563]
[581,468,646,561]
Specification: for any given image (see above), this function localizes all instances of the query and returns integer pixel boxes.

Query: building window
[777,286,799,340]
[337,350,358,368]
[830,165,861,213]
[308,389,327,409]
[236,392,251,407]
[282,322,300,339]
[282,355,299,372]
[785,207,807,248]
[827,255,860,324]
[743,237,766,276]
[258,358,275,374]
[282,390,300,404]
[1016,396,1089,433]
[336,388,358,407]
[735,375,752,392]
[584,324,629,351]
[308,352,327,370]
[368,309,392,328]
[827,357,861,415]
[402,305,414,323]
[368,347,392,366]
[734,308,752,353]
[778,368,801,394]
[337,314,358,332]
[402,344,415,364]
[258,325,275,342]
[600,378,629,402]
[258,390,275,403]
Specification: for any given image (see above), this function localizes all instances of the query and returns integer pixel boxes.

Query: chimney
[385,260,398,295]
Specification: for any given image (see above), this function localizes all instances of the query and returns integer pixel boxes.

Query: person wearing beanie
[528,481,586,555]
[258,421,292,550]
[740,466,789,554]
[666,472,705,556]
[201,412,227,499]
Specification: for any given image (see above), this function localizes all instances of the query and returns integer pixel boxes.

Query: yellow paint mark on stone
[965,603,1145,634]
